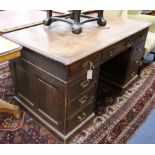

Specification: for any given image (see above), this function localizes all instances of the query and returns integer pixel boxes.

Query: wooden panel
[37,78,63,129]
[15,64,37,107]
[10,58,66,133]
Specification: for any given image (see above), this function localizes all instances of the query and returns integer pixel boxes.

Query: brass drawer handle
[125,41,132,48]
[135,59,139,64]
[80,80,90,88]
[83,61,94,69]
[109,50,114,57]
[77,112,87,122]
[79,95,88,105]
[130,72,136,77]
[137,47,142,52]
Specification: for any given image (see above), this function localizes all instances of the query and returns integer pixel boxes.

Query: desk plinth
[3,16,150,142]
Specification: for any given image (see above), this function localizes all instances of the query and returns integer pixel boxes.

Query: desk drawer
[67,103,94,132]
[67,85,96,118]
[67,52,100,79]
[132,40,145,57]
[135,28,148,44]
[126,43,145,83]
[101,35,135,63]
[68,68,98,101]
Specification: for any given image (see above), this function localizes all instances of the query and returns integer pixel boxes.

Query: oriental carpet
[0,63,155,144]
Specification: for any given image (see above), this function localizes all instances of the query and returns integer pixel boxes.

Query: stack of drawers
[127,28,148,81]
[66,52,100,133]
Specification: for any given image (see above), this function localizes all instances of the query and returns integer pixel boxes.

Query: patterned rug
[0,63,155,144]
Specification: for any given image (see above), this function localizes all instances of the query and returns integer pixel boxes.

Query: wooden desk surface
[3,16,151,65]
[0,11,47,33]
[0,36,22,55]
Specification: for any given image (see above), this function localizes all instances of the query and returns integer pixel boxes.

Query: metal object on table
[43,10,107,34]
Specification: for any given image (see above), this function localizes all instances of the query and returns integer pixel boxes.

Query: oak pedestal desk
[3,16,150,143]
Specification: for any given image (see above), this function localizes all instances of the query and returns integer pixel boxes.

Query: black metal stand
[43,10,107,34]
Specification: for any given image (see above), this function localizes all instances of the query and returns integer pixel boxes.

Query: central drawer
[101,34,135,63]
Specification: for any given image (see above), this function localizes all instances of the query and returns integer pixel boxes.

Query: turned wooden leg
[0,99,21,118]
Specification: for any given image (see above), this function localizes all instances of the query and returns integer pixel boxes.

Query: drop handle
[79,95,88,105]
[130,72,136,77]
[135,59,139,64]
[77,112,87,122]
[83,61,95,69]
[125,41,132,48]
[80,80,90,88]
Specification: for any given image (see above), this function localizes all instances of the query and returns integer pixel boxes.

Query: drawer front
[135,28,148,44]
[101,35,135,63]
[67,85,96,118]
[132,41,145,57]
[128,62,139,79]
[126,41,145,82]
[68,68,98,101]
[67,52,100,79]
[67,103,94,133]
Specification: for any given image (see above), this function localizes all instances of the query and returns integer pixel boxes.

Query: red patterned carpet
[0,62,155,144]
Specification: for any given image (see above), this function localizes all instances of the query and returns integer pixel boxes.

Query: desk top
[0,36,22,56]
[0,11,47,33]
[3,16,151,65]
